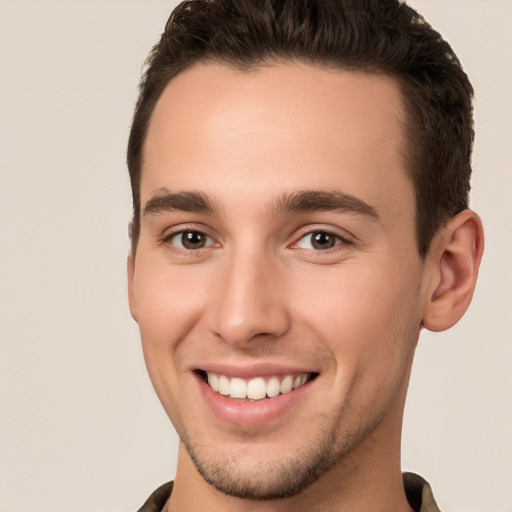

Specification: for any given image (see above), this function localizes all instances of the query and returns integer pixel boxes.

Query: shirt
[136,472,440,511]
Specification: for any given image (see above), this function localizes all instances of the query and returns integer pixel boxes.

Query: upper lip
[194,362,318,379]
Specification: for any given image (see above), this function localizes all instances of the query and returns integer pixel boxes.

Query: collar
[137,472,440,512]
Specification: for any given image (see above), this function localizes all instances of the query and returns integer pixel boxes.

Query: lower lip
[196,374,314,428]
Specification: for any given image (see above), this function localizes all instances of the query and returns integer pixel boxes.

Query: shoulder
[403,472,441,512]
[136,481,174,512]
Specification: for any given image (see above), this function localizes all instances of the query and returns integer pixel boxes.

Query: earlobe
[127,255,138,322]
[422,210,484,332]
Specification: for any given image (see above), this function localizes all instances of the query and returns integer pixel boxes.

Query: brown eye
[182,231,206,249]
[310,231,337,250]
[169,230,213,250]
[295,231,343,251]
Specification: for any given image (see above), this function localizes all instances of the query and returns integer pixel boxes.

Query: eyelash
[161,227,352,253]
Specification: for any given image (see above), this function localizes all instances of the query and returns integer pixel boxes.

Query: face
[129,63,429,500]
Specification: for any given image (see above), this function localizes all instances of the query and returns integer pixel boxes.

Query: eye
[167,230,215,250]
[295,230,345,251]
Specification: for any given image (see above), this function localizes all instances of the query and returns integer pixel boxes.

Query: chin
[178,411,379,501]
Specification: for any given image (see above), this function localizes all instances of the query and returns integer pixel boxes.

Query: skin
[128,62,483,511]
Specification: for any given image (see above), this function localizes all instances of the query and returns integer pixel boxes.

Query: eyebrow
[271,190,379,219]
[143,188,378,220]
[144,189,219,216]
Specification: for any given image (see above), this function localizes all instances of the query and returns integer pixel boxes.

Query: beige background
[0,1,510,510]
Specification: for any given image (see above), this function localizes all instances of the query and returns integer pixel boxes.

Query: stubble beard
[179,414,378,501]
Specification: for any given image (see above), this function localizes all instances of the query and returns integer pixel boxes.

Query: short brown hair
[127,0,474,257]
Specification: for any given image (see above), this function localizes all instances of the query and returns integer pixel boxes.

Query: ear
[422,210,484,332]
[127,255,138,322]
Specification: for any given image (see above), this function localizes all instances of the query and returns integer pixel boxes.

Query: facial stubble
[178,404,388,501]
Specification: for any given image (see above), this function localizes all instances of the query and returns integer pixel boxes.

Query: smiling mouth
[197,371,318,401]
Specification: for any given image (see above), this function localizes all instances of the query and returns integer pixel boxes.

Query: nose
[206,247,291,348]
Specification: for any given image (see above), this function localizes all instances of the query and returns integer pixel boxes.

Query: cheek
[132,262,209,402]
[132,262,206,418]
[301,266,421,423]
[293,263,422,367]
[134,263,205,345]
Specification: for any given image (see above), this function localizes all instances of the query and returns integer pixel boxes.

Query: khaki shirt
[136,472,440,512]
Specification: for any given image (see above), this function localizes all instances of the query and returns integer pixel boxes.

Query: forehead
[142,62,412,222]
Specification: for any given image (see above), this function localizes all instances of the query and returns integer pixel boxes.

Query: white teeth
[207,372,219,392]
[247,377,266,400]
[280,375,293,394]
[229,378,247,399]
[205,372,312,400]
[266,377,281,398]
[218,375,230,395]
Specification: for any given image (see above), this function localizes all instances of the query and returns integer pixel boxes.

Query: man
[126,1,483,510]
